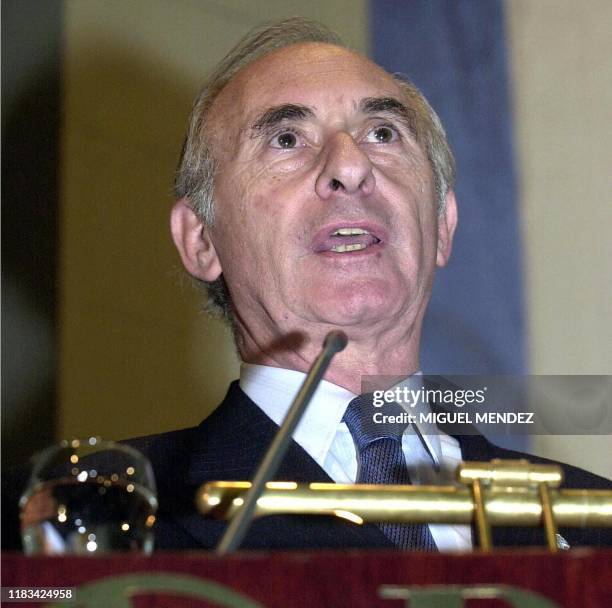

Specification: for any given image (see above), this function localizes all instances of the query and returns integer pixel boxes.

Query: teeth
[330,243,367,253]
[332,228,370,236]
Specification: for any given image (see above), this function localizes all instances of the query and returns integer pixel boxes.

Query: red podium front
[2,550,611,607]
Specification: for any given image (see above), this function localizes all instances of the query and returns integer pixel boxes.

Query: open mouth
[328,227,381,252]
[313,225,384,254]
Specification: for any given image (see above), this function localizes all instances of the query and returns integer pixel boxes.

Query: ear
[436,189,458,267]
[170,198,222,281]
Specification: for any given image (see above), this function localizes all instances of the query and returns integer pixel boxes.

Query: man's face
[204,43,453,344]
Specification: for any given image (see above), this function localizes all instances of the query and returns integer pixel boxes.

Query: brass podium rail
[197,481,612,528]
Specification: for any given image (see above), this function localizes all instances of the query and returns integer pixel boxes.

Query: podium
[2,549,611,607]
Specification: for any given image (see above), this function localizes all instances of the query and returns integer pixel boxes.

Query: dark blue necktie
[343,394,437,551]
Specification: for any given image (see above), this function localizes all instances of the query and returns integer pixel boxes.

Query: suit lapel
[174,382,394,550]
[184,382,334,485]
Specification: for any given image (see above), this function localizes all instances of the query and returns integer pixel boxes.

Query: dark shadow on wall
[47,39,221,440]
[2,0,62,466]
[2,2,217,465]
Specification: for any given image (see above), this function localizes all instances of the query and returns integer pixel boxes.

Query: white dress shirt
[240,363,472,551]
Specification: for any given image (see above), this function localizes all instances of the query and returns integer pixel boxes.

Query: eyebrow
[360,97,417,136]
[250,104,314,132]
[247,97,417,138]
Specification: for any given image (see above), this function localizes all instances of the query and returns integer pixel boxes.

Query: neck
[236,319,423,395]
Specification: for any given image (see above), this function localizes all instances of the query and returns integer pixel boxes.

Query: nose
[315,133,376,199]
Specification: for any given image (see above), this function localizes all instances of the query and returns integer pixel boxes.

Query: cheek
[213,175,290,272]
[376,167,438,276]
[219,160,294,216]
[374,151,432,195]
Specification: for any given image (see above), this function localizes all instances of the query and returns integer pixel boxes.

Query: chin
[304,282,403,326]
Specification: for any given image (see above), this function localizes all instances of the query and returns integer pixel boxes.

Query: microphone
[215,330,348,555]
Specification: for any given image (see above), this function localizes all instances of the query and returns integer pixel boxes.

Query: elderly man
[2,18,608,553]
[167,17,459,549]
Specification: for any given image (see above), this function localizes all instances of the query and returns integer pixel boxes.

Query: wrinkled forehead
[207,42,406,146]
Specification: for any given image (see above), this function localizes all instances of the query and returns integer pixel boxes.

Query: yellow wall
[507,0,612,477]
[59,0,369,440]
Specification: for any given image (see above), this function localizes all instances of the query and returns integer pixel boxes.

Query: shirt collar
[239,363,356,470]
[239,363,445,469]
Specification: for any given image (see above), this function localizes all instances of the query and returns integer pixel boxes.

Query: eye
[270,131,299,149]
[365,125,399,144]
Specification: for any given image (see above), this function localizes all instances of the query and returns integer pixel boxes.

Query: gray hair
[174,17,455,318]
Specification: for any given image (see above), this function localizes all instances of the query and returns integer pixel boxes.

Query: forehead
[209,42,405,131]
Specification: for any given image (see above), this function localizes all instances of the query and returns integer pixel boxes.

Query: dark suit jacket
[3,381,610,551]
[131,382,612,551]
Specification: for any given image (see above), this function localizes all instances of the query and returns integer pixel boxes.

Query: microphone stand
[215,330,348,555]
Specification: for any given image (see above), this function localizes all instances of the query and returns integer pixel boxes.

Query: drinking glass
[19,437,158,555]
